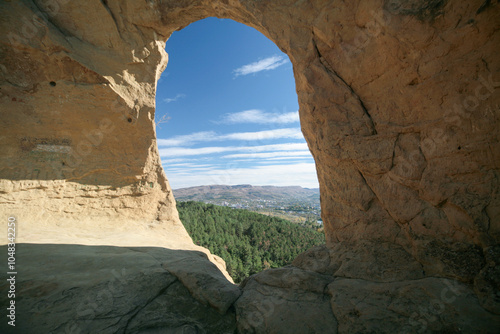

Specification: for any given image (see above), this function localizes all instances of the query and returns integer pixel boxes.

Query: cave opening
[155,17,324,282]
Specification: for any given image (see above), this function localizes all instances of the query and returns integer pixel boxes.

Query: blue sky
[155,18,319,189]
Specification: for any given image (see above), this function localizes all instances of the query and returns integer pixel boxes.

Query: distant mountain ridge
[173,184,320,203]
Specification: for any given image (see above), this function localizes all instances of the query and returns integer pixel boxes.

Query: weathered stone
[474,245,500,314]
[0,0,499,332]
[236,267,337,334]
[414,240,486,282]
[0,244,236,334]
[154,248,242,314]
[126,281,236,334]
[1,0,499,284]
[292,245,338,275]
[329,277,500,333]
[293,242,425,282]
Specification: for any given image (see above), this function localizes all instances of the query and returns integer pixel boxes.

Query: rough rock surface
[235,267,337,333]
[0,244,239,334]
[328,277,499,333]
[236,264,499,334]
[0,0,499,332]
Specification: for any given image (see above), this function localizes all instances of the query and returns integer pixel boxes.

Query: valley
[174,184,322,227]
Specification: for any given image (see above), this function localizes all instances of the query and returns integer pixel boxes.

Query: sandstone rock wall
[0,0,182,247]
[1,0,499,332]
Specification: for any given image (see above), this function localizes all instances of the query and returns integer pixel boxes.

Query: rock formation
[0,0,499,332]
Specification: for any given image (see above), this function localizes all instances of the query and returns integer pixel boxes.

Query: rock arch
[1,0,499,332]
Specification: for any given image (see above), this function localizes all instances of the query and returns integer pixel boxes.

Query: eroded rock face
[0,0,499,332]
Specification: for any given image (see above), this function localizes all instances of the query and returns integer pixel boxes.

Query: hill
[174,184,321,226]
[174,184,319,202]
[177,201,325,283]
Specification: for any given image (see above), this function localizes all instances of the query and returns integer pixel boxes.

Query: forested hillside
[178,201,325,283]
[174,184,321,225]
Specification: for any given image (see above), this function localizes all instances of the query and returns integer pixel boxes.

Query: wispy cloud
[158,131,218,147]
[233,55,288,77]
[223,128,302,141]
[157,128,303,147]
[164,162,319,189]
[159,143,308,158]
[216,109,299,124]
[161,146,230,157]
[163,93,186,103]
[222,151,312,159]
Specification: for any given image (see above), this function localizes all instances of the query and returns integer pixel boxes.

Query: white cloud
[161,146,230,157]
[164,162,319,189]
[159,143,308,158]
[158,131,218,147]
[223,128,302,141]
[223,151,312,159]
[162,158,191,164]
[217,109,299,124]
[157,128,303,147]
[233,55,289,77]
[166,163,214,169]
[163,93,186,103]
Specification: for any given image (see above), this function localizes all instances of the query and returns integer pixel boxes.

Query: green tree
[177,201,325,283]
